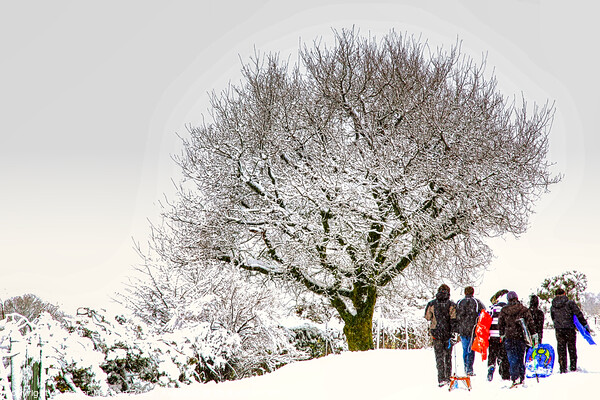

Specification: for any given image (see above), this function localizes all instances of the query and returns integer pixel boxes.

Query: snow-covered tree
[537,270,588,307]
[145,29,558,351]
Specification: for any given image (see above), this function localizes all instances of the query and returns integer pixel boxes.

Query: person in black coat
[529,294,545,343]
[456,286,485,376]
[498,291,535,387]
[424,284,458,387]
[550,288,590,373]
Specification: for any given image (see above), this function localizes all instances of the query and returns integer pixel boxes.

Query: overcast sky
[1,0,599,314]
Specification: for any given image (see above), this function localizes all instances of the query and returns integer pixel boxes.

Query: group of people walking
[424,284,591,388]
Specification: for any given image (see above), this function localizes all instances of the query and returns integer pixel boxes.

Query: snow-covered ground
[55,329,598,400]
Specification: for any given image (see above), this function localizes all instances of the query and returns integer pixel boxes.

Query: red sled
[471,309,492,360]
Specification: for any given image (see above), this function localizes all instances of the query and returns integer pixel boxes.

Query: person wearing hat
[424,284,458,387]
[498,291,536,387]
[456,286,485,376]
[550,288,590,373]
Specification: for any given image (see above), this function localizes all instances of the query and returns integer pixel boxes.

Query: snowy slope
[55,329,599,400]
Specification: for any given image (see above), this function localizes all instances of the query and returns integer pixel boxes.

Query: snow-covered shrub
[289,323,346,358]
[122,260,310,380]
[0,309,165,397]
[159,309,310,381]
[284,295,347,357]
[1,300,339,399]
[0,312,110,398]
[39,311,111,396]
[101,343,159,393]
[66,308,308,390]
[160,323,241,383]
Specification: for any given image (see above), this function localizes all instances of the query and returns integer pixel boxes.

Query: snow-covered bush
[288,294,347,357]
[66,309,248,391]
[2,302,331,398]
[288,323,346,358]
[161,322,241,383]
[0,288,432,399]
[122,258,311,379]
[0,311,110,397]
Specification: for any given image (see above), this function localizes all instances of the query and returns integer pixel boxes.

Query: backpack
[430,300,454,340]
[457,297,483,336]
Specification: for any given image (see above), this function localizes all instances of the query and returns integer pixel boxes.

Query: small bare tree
[2,293,66,323]
[143,29,559,351]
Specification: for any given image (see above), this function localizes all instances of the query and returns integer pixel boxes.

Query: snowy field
[55,329,598,400]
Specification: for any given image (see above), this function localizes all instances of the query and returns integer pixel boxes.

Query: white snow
[54,329,599,400]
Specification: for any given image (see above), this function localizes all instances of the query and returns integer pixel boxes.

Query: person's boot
[487,366,495,381]
[559,363,567,374]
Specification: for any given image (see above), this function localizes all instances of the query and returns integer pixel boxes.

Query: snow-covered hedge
[0,285,430,398]
[1,308,333,397]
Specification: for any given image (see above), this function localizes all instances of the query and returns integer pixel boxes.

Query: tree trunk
[335,286,377,351]
[343,312,375,351]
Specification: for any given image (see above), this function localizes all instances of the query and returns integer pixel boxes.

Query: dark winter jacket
[550,295,587,330]
[498,299,535,342]
[456,295,485,337]
[529,296,545,340]
[424,290,457,341]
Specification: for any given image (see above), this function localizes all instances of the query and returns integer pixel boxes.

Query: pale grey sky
[1,0,598,313]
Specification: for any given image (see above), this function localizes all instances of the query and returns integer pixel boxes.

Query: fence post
[10,337,24,400]
[28,361,40,400]
[324,319,329,356]
[38,337,45,400]
[26,337,41,400]
[7,328,43,400]
[0,352,12,400]
[405,318,409,350]
[375,307,381,349]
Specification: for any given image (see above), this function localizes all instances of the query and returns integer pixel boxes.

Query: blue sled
[525,343,555,378]
[574,315,596,345]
